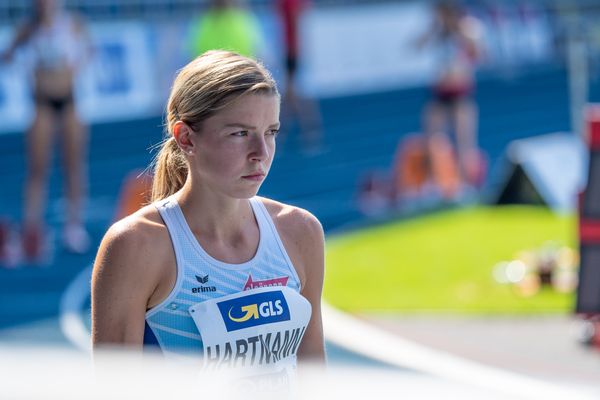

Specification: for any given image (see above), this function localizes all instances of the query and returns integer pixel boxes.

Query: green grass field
[323,206,577,314]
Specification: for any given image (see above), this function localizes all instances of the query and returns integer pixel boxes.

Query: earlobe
[173,121,195,155]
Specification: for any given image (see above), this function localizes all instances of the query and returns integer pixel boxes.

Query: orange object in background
[114,170,152,221]
[360,132,486,214]
[393,134,428,195]
[427,132,461,199]
[394,133,461,200]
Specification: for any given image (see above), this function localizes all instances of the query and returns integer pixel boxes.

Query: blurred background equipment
[576,105,600,348]
[493,133,587,211]
[492,242,579,297]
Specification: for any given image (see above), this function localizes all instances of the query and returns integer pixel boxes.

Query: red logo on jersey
[243,274,289,291]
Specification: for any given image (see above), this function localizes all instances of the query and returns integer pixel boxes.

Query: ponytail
[151,136,188,201]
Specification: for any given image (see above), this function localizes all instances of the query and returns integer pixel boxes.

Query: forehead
[208,93,280,126]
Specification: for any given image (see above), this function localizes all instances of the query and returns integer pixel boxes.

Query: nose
[249,134,271,162]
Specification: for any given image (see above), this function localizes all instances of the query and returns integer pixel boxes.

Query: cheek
[265,141,276,167]
[198,142,244,174]
[203,152,236,173]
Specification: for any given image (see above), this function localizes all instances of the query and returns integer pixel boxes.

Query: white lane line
[59,263,93,353]
[322,302,593,399]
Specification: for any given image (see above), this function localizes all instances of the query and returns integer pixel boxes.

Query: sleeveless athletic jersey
[145,196,310,376]
[435,33,475,81]
[28,13,84,71]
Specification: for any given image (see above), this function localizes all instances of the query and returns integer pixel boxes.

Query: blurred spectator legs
[423,97,483,197]
[60,105,90,255]
[22,106,53,264]
[280,80,323,154]
[18,102,90,265]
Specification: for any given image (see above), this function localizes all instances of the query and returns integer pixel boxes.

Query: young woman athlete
[91,51,325,376]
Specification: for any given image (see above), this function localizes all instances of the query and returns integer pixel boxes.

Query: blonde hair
[151,50,279,201]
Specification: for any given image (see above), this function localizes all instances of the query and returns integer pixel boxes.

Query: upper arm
[91,221,157,349]
[291,210,326,362]
[3,23,33,59]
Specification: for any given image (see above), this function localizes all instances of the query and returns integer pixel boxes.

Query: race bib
[189,286,311,375]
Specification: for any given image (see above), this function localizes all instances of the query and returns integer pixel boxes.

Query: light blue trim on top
[145,197,185,319]
[252,198,302,292]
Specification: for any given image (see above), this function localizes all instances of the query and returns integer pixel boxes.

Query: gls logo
[217,291,290,332]
[227,300,284,322]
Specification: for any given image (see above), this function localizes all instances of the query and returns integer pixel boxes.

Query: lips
[242,172,266,181]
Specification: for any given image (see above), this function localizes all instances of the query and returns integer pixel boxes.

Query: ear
[173,121,196,156]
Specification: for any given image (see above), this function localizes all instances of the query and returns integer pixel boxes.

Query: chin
[231,187,261,199]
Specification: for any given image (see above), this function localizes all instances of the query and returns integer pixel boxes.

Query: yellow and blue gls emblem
[217,291,290,332]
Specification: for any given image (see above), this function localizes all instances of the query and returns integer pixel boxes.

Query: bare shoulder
[257,197,323,242]
[69,12,88,33]
[94,204,171,277]
[257,197,324,288]
[103,205,165,249]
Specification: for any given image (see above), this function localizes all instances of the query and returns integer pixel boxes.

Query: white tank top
[145,196,311,379]
[28,13,84,71]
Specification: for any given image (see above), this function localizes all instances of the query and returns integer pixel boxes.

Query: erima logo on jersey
[192,274,216,294]
[217,291,290,332]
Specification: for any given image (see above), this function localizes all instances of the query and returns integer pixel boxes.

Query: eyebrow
[223,122,280,130]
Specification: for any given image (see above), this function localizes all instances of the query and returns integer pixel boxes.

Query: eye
[231,130,248,137]
[267,129,280,137]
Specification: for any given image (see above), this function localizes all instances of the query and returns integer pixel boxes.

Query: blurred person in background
[416,0,484,200]
[359,1,483,214]
[1,0,92,262]
[188,0,263,59]
[92,51,325,375]
[277,0,322,154]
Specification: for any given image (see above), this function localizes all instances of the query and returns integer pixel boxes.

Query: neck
[37,11,57,25]
[174,180,254,242]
